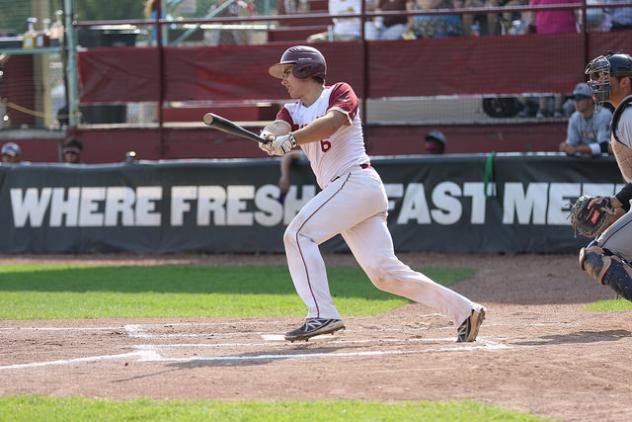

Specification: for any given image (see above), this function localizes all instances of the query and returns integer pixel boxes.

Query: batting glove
[259,130,275,143]
[258,141,282,156]
[272,133,297,154]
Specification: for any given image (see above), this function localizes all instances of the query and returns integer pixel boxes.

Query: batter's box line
[133,335,509,350]
[0,349,161,372]
[132,341,511,364]
[0,339,509,372]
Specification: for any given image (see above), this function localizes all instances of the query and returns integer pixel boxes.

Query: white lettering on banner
[50,187,80,227]
[254,185,283,226]
[397,183,430,224]
[197,186,226,226]
[10,188,52,227]
[431,182,462,225]
[502,183,548,225]
[463,183,490,224]
[582,183,616,197]
[135,187,162,227]
[7,182,623,228]
[78,187,106,227]
[171,186,197,226]
[105,187,136,226]
[227,186,254,226]
[548,183,581,225]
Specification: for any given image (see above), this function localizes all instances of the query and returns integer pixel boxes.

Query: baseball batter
[580,52,632,300]
[258,45,486,342]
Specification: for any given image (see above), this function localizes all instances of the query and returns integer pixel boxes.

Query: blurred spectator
[404,0,463,39]
[527,0,580,34]
[206,0,255,45]
[462,0,490,36]
[487,0,528,35]
[1,142,21,164]
[281,0,310,14]
[144,0,161,43]
[374,0,409,39]
[526,0,580,118]
[558,83,612,157]
[605,0,632,31]
[62,138,83,164]
[308,0,363,42]
[125,151,138,163]
[585,0,608,32]
[537,95,564,118]
[424,130,447,154]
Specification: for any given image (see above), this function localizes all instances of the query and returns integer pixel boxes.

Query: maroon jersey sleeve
[328,82,358,122]
[275,106,294,127]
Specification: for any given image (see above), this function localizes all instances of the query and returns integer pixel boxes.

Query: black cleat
[284,318,345,342]
[457,307,486,342]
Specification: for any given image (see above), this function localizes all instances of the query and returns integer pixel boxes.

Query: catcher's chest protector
[611,97,632,183]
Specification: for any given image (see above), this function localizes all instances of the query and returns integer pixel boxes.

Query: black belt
[360,163,372,169]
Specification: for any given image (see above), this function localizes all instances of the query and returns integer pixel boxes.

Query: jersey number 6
[320,139,331,152]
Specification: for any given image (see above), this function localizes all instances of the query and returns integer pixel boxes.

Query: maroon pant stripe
[295,173,352,318]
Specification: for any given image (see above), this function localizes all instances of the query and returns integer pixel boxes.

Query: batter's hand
[259,130,275,144]
[272,133,297,154]
[258,141,283,156]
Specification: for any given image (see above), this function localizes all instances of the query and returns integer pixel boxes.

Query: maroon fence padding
[589,30,632,59]
[78,47,160,103]
[368,33,585,97]
[78,33,632,104]
[162,43,364,101]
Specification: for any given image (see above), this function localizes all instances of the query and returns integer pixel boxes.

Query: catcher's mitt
[569,195,618,238]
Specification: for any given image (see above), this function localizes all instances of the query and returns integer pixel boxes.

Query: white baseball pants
[283,166,479,326]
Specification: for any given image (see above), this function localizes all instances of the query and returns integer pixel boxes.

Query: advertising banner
[0,154,623,253]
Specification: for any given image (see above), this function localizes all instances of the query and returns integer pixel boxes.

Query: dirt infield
[1,253,632,421]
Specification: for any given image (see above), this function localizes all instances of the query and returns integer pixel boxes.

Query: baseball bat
[202,113,266,144]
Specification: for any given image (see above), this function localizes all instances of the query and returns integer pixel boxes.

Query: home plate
[261,334,340,342]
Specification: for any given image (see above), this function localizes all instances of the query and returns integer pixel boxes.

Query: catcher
[572,52,632,301]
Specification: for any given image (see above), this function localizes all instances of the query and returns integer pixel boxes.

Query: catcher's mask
[269,45,327,81]
[585,53,632,104]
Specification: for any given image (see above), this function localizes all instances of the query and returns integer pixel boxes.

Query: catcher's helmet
[585,52,632,104]
[269,45,327,81]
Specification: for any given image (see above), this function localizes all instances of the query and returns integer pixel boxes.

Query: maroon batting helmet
[268,45,327,81]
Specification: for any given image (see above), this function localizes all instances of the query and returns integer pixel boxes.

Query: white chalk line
[0,334,510,371]
[0,320,509,371]
[135,336,473,349]
[132,341,510,363]
[0,350,160,372]
[0,326,123,331]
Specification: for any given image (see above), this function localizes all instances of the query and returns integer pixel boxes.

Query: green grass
[584,298,632,312]
[0,264,474,320]
[0,397,552,422]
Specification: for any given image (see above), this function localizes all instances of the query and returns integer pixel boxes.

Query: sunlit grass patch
[0,264,474,320]
[0,396,552,422]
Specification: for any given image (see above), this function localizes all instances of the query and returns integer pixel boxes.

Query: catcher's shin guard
[579,245,632,301]
[579,245,611,284]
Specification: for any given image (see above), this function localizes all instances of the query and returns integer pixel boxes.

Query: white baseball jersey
[276,82,370,188]
[276,81,481,329]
